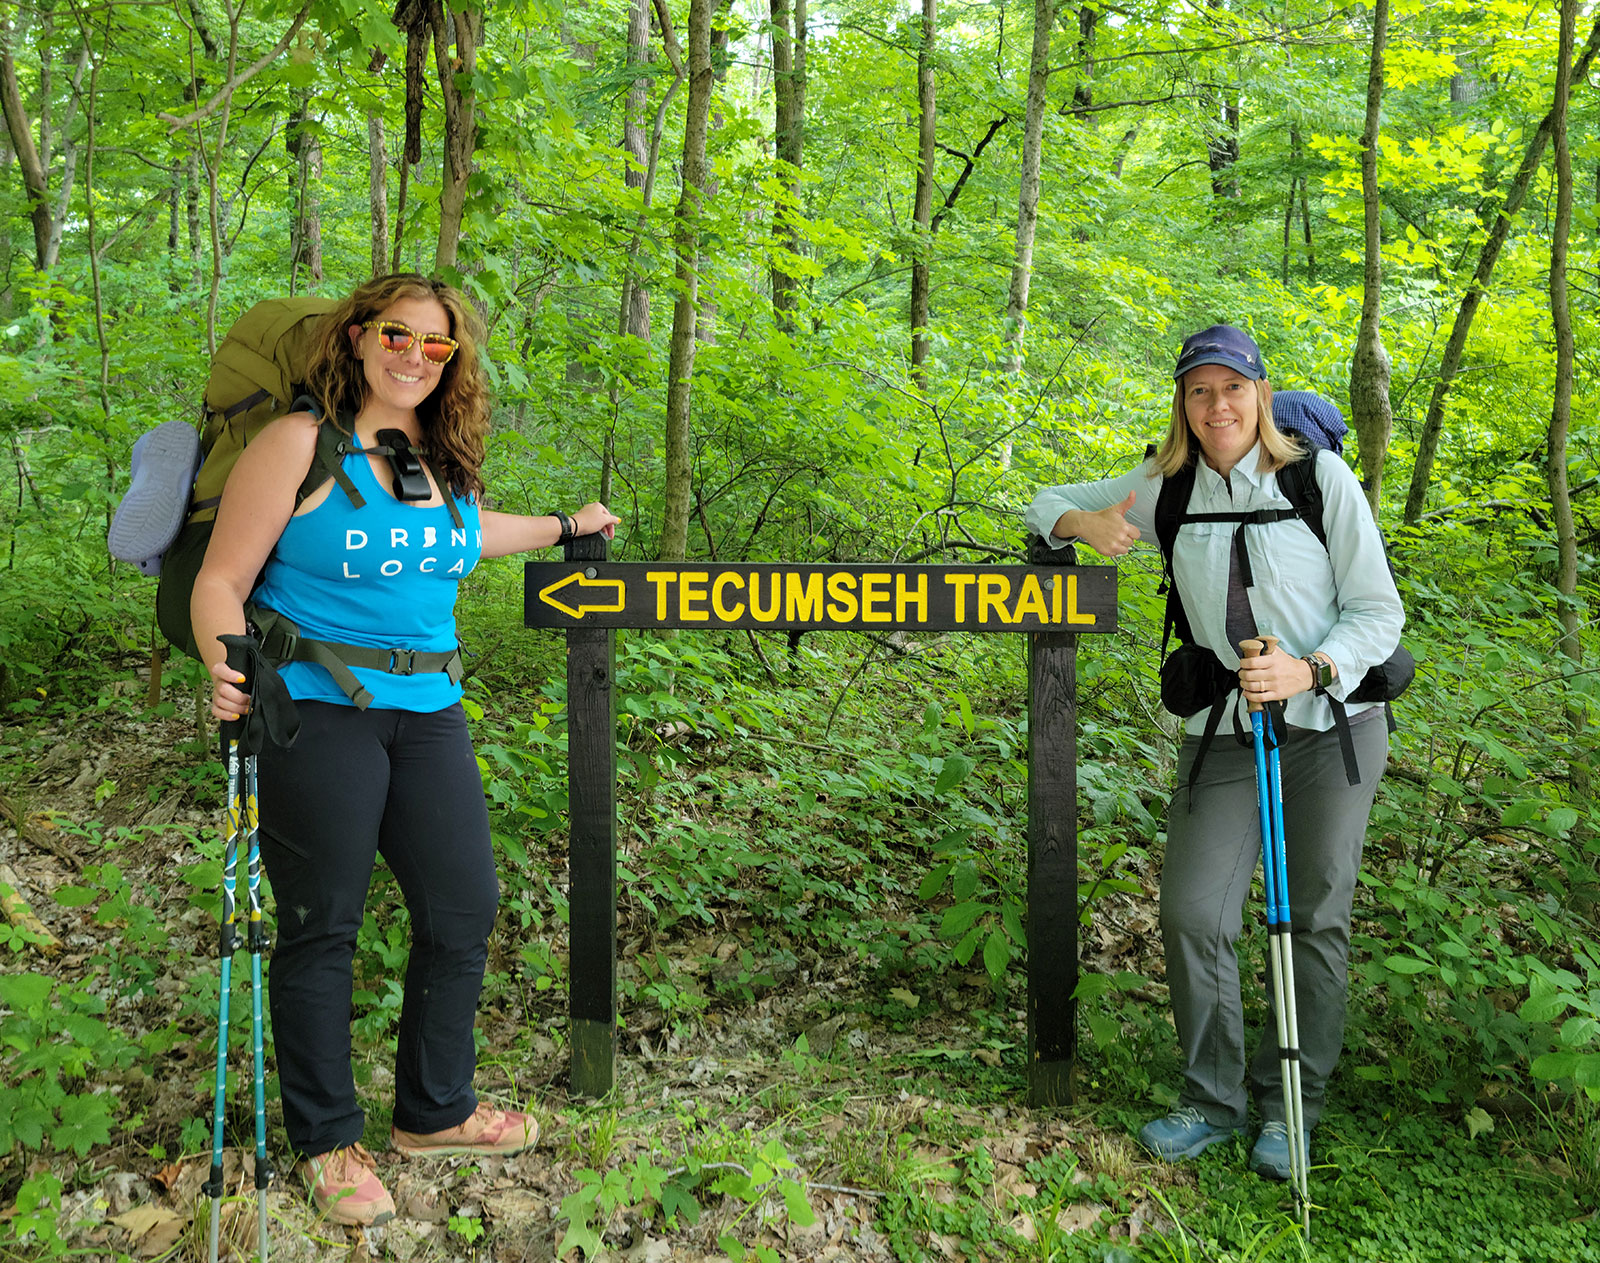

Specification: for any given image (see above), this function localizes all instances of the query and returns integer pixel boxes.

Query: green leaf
[939,901,986,940]
[934,753,974,795]
[0,973,52,1010]
[1383,955,1434,975]
[1464,1106,1495,1140]
[918,861,953,900]
[1532,1050,1579,1081]
[53,1094,114,1157]
[1086,1011,1120,1047]
[1520,990,1572,1023]
[1544,807,1580,837]
[1500,799,1542,827]
[557,1223,601,1259]
[982,929,1010,979]
[51,886,98,908]
[1002,901,1025,947]
[780,1178,816,1227]
[661,1181,700,1226]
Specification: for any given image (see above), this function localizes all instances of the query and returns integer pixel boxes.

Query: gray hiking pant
[1161,713,1387,1131]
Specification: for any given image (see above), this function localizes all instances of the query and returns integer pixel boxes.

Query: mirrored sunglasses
[362,320,458,365]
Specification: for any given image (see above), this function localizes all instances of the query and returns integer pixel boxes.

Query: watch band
[1303,653,1334,691]
[551,510,576,543]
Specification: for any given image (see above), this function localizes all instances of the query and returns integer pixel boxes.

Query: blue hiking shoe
[1249,1120,1311,1181]
[1138,1106,1245,1161]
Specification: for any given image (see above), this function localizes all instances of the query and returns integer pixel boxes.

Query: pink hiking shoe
[302,1143,396,1226]
[391,1102,539,1158]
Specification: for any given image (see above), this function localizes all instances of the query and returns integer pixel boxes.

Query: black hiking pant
[258,701,498,1157]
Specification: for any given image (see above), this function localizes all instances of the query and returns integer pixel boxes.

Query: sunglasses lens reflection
[420,338,455,365]
[376,323,413,353]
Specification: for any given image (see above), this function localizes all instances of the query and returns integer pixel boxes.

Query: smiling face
[349,293,452,421]
[1182,363,1262,478]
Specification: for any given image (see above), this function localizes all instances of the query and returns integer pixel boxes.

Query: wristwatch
[551,510,576,543]
[1302,653,1335,691]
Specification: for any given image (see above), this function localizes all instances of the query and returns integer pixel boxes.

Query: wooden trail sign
[530,537,1117,1106]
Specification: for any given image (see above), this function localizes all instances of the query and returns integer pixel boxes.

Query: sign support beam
[530,551,1113,1103]
[563,533,617,1099]
[1026,628,1077,1108]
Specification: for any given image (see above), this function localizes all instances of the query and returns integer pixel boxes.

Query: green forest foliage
[1,0,1599,1254]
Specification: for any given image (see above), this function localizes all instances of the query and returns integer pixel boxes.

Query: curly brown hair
[303,273,489,499]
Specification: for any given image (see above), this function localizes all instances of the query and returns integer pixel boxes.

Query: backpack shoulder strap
[1274,452,1326,548]
[1154,460,1198,651]
[295,408,366,511]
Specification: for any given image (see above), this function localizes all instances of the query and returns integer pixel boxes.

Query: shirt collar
[1193,440,1270,493]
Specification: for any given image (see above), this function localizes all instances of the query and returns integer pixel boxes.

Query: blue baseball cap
[1173,324,1267,381]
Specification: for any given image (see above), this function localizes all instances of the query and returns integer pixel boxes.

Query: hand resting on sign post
[1053,491,1140,558]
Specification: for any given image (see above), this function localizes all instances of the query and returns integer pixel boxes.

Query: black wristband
[551,510,576,543]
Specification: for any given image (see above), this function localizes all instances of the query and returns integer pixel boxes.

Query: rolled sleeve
[1310,451,1405,699]
[1025,463,1162,552]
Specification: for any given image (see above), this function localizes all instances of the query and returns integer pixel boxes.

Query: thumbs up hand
[1058,491,1140,558]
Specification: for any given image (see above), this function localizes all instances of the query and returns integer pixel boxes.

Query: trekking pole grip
[1238,637,1265,713]
[219,635,257,744]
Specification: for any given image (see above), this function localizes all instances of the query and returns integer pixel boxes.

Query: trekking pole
[1239,637,1311,1238]
[204,640,274,1263]
[243,739,274,1260]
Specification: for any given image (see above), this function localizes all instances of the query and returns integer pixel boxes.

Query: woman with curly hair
[192,273,618,1226]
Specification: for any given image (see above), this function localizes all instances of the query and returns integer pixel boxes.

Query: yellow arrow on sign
[539,571,626,618]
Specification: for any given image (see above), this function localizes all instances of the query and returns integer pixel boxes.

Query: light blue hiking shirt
[252,437,481,711]
[1025,444,1405,736]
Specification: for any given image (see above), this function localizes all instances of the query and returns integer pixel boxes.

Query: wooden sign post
[528,545,1116,1106]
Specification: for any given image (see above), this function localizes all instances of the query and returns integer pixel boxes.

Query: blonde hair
[304,273,489,499]
[1151,376,1303,478]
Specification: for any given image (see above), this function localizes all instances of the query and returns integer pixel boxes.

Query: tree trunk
[368,114,389,279]
[1281,177,1292,287]
[622,0,652,340]
[1547,0,1579,666]
[1402,13,1600,522]
[1201,84,1240,200]
[1003,0,1054,375]
[394,0,428,272]
[695,14,730,346]
[1546,0,1589,814]
[660,0,715,563]
[1070,5,1095,118]
[186,147,203,288]
[0,40,49,269]
[770,0,807,330]
[1348,0,1392,517]
[287,93,324,292]
[606,0,686,506]
[910,0,937,391]
[1297,146,1315,282]
[427,2,481,273]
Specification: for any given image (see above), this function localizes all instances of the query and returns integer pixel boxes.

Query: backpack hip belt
[248,603,463,711]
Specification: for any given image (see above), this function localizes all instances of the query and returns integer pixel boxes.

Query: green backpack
[149,296,339,657]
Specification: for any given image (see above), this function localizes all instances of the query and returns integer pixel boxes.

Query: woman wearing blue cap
[1026,324,1404,1179]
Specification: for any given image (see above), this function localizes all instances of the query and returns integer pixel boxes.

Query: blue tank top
[252,437,482,711]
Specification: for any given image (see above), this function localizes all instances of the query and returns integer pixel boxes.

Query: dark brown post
[563,532,617,1097]
[1027,571,1079,1107]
